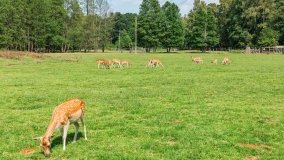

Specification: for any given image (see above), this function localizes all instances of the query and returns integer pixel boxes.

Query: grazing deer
[96,59,105,69]
[120,60,129,68]
[147,59,164,68]
[33,99,87,157]
[222,57,231,65]
[191,56,203,64]
[211,59,218,64]
[111,59,122,68]
[96,59,112,69]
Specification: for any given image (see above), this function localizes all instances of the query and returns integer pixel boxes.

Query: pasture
[0,52,283,159]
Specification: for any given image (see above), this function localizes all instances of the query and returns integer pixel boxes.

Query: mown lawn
[0,52,283,159]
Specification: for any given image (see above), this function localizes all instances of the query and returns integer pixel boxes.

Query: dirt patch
[0,51,47,60]
[244,156,259,160]
[173,120,183,124]
[266,117,279,125]
[20,148,35,155]
[166,140,176,146]
[0,51,25,60]
[53,55,81,62]
[238,143,271,150]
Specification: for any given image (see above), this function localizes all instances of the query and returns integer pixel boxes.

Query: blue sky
[109,0,219,15]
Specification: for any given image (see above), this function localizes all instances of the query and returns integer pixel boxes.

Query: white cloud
[177,0,194,16]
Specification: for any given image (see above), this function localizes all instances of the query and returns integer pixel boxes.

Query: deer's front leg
[62,120,70,150]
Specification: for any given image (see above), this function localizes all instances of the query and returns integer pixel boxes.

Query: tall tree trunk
[102,45,105,53]
[146,48,150,53]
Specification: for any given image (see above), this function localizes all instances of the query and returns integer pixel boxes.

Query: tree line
[0,0,113,52]
[0,0,283,53]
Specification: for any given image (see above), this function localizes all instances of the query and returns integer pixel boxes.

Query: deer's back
[53,99,85,119]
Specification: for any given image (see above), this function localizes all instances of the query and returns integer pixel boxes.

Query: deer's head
[33,136,51,157]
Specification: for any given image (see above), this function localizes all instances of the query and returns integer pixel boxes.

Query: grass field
[0,52,283,159]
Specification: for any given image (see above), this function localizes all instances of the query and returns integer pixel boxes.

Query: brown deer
[211,59,218,64]
[191,56,203,64]
[222,57,231,65]
[33,99,87,157]
[147,59,164,68]
[111,59,122,68]
[96,59,112,69]
[120,60,130,68]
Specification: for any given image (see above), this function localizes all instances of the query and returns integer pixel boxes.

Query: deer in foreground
[222,57,231,65]
[191,56,203,64]
[147,59,164,68]
[33,98,87,157]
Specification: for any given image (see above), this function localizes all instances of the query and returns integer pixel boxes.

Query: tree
[81,15,96,52]
[186,1,219,52]
[0,0,14,49]
[138,0,165,52]
[217,0,233,48]
[1,0,283,52]
[257,27,279,47]
[100,15,113,52]
[42,0,66,52]
[274,0,284,44]
[65,0,84,52]
[28,0,50,52]
[95,0,113,52]
[225,0,252,48]
[161,1,184,52]
[0,0,27,50]
[242,0,277,45]
[221,0,278,48]
[206,3,219,49]
[111,13,136,46]
[191,1,207,51]
[184,11,194,49]
[111,12,123,44]
[118,30,133,51]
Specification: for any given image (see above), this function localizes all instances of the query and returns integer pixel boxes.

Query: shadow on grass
[51,132,83,149]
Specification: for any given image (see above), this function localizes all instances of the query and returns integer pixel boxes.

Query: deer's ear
[32,136,42,141]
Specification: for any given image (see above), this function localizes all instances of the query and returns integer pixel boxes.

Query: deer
[33,98,87,157]
[96,59,105,69]
[120,60,129,68]
[211,59,218,65]
[96,59,112,69]
[191,56,203,64]
[147,59,164,68]
[111,59,122,68]
[222,57,231,65]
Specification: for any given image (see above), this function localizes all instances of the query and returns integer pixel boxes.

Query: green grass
[0,52,283,159]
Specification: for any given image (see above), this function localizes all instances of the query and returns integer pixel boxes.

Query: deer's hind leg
[80,117,87,140]
[73,121,79,142]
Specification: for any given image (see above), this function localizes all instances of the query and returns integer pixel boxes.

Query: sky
[108,0,219,15]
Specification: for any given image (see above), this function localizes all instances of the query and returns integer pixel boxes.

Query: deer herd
[96,56,231,69]
[96,59,130,69]
[192,56,231,65]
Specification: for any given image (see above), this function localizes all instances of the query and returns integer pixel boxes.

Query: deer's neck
[44,118,58,138]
